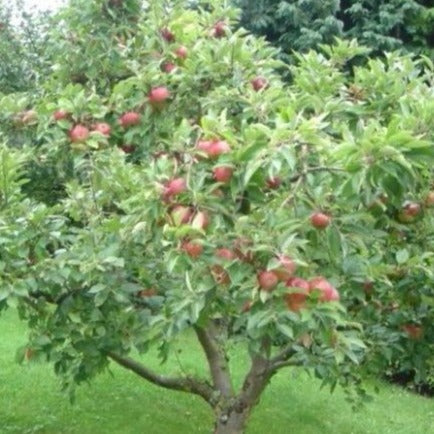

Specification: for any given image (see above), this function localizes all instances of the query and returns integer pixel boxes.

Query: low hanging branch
[107,351,216,405]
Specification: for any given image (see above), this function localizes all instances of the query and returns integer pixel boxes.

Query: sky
[23,0,65,11]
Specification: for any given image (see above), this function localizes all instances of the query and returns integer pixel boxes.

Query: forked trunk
[214,407,251,434]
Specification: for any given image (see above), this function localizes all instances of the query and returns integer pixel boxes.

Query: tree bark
[214,407,251,434]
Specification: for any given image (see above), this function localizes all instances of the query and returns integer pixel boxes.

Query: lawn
[0,309,432,434]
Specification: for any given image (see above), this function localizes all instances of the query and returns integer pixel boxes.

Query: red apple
[285,277,310,312]
[119,111,141,127]
[197,139,230,158]
[309,277,340,302]
[213,166,233,183]
[197,140,213,153]
[274,255,297,281]
[163,177,187,199]
[161,28,175,43]
[212,21,227,38]
[310,212,331,229]
[251,76,267,92]
[181,240,203,258]
[404,202,421,217]
[120,144,135,154]
[266,176,282,189]
[216,248,236,261]
[149,86,170,105]
[162,62,176,73]
[69,124,89,143]
[402,324,423,340]
[138,288,157,298]
[257,271,279,292]
[170,205,193,226]
[53,110,69,121]
[175,45,188,60]
[425,191,434,207]
[191,211,210,230]
[92,122,111,136]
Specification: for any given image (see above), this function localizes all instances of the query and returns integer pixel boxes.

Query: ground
[0,309,432,434]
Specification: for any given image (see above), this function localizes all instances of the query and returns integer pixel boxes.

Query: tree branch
[289,166,346,183]
[107,351,215,405]
[194,321,234,400]
[269,345,298,372]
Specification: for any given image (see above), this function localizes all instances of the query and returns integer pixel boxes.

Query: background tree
[0,0,433,433]
[236,0,434,62]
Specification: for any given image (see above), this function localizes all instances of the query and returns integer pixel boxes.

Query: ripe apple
[197,140,213,153]
[215,248,236,261]
[251,76,267,92]
[213,166,233,183]
[398,202,421,223]
[161,28,175,42]
[149,86,170,105]
[310,212,331,229]
[181,240,203,258]
[69,124,89,143]
[162,62,176,73]
[53,110,69,121]
[212,21,227,38]
[163,177,187,199]
[266,176,282,189]
[257,270,279,292]
[191,211,210,230]
[170,205,193,226]
[285,277,310,311]
[197,139,230,159]
[274,255,297,281]
[363,280,374,295]
[119,111,141,127]
[211,265,230,285]
[209,140,230,158]
[120,144,135,153]
[175,45,188,60]
[425,191,434,207]
[405,202,421,216]
[92,122,111,137]
[138,288,157,297]
[309,276,340,302]
[402,324,423,340]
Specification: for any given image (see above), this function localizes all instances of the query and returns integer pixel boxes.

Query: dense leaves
[0,0,433,431]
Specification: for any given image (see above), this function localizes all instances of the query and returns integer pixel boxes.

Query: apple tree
[0,0,433,432]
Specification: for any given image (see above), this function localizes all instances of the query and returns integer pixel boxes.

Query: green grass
[0,309,433,434]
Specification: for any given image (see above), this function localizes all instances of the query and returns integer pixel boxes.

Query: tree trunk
[214,407,251,434]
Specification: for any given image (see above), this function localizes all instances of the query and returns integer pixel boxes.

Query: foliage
[0,0,50,94]
[0,0,433,432]
[236,0,434,62]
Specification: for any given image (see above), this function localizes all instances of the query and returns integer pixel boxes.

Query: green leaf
[396,249,409,264]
